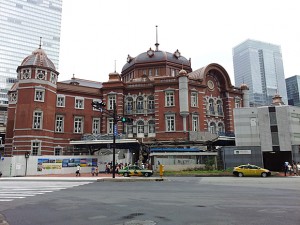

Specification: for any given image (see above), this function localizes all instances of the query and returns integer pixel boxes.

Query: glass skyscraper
[233,39,288,107]
[286,75,300,107]
[0,0,62,105]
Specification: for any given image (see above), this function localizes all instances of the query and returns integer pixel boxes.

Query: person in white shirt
[76,165,81,176]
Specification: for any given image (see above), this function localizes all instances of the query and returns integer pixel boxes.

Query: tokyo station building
[4,42,248,163]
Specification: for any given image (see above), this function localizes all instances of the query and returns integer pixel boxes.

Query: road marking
[0,181,91,202]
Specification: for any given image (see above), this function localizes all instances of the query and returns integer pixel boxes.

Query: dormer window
[50,73,57,84]
[36,69,46,80]
[174,49,181,58]
[22,69,30,79]
[147,48,154,57]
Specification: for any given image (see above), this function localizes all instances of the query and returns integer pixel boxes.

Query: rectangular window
[171,69,175,77]
[165,91,175,106]
[155,68,159,76]
[108,95,116,110]
[149,69,152,76]
[75,97,84,109]
[74,117,83,133]
[55,115,64,132]
[92,118,100,134]
[192,116,199,131]
[166,115,175,132]
[33,111,43,129]
[191,92,198,107]
[32,141,41,156]
[34,89,45,102]
[54,148,61,155]
[57,95,65,107]
[108,118,114,134]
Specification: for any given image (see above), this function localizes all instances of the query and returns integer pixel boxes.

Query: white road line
[0,181,92,203]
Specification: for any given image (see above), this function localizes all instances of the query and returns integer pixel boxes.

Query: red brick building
[4,44,247,159]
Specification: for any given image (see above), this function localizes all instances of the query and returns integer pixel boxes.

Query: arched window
[209,99,215,115]
[210,122,216,134]
[216,100,223,115]
[148,95,155,113]
[137,121,144,134]
[136,96,144,113]
[148,120,155,134]
[217,123,224,135]
[126,97,133,114]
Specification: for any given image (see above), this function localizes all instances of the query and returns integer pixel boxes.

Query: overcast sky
[58,0,300,85]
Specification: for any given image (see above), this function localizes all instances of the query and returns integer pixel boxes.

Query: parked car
[118,165,153,177]
[233,164,271,177]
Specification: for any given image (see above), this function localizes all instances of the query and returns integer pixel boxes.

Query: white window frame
[74,116,83,133]
[50,72,57,84]
[191,92,198,107]
[36,69,46,80]
[55,115,64,133]
[137,121,144,134]
[33,111,43,129]
[75,97,84,109]
[34,89,45,102]
[57,95,65,107]
[165,91,175,107]
[31,140,41,156]
[165,114,175,132]
[148,120,155,134]
[92,118,101,134]
[54,147,62,155]
[192,115,199,131]
[108,95,116,110]
[107,118,114,134]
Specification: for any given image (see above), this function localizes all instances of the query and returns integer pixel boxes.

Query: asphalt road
[1,176,300,225]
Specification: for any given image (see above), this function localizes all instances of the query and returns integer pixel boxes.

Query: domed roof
[240,83,249,90]
[19,47,56,71]
[122,49,191,72]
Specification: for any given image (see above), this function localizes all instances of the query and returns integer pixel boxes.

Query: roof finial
[39,37,42,49]
[155,25,159,51]
[114,60,116,73]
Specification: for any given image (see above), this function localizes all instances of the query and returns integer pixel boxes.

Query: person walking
[284,162,289,176]
[91,166,95,176]
[95,166,99,176]
[76,164,81,177]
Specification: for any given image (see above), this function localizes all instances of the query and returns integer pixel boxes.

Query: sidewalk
[0,173,164,182]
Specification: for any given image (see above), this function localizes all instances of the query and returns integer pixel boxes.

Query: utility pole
[92,100,133,178]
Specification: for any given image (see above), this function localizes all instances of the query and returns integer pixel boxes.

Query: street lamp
[92,100,133,178]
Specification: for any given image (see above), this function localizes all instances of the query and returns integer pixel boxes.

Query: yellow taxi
[118,165,153,177]
[233,164,271,177]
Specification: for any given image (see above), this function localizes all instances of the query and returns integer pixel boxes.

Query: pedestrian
[297,162,300,176]
[284,162,288,176]
[95,166,98,176]
[0,171,2,178]
[76,164,81,177]
[292,162,297,176]
[91,166,95,176]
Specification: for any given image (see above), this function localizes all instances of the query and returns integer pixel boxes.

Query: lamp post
[92,100,133,178]
[25,152,30,176]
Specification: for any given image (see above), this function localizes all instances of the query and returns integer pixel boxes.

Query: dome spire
[155,25,159,51]
[39,37,42,49]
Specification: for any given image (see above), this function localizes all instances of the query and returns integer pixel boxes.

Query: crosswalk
[0,181,91,202]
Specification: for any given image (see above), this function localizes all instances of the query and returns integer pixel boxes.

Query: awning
[150,147,201,152]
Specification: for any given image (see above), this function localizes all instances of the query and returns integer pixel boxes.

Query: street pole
[112,102,116,178]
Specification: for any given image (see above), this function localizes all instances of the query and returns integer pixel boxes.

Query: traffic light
[121,117,133,123]
[25,152,30,158]
[91,101,106,109]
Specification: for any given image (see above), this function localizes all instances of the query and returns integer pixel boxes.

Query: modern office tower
[286,75,300,106]
[233,39,288,107]
[0,0,62,105]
